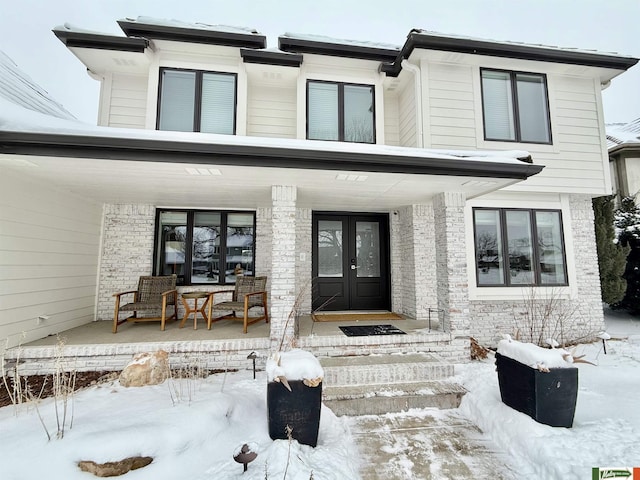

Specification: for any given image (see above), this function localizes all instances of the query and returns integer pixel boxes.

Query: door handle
[350,265,359,270]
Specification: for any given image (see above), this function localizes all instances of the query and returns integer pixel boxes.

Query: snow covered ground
[0,312,638,479]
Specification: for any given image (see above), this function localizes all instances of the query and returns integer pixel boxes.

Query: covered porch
[5,314,458,376]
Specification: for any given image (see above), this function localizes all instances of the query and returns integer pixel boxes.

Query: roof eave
[117,20,266,49]
[52,29,149,53]
[278,36,399,62]
[0,131,543,180]
[381,31,639,77]
[240,48,303,67]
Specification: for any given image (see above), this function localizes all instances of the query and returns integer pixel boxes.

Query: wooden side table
[180,291,210,330]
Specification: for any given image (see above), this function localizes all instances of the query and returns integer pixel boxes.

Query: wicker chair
[207,276,269,333]
[112,275,178,333]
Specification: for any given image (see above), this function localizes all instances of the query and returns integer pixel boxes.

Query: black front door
[312,213,390,311]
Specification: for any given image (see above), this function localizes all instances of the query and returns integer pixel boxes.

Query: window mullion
[500,209,510,286]
[184,212,195,285]
[511,73,521,142]
[194,71,203,132]
[220,213,228,284]
[338,83,345,142]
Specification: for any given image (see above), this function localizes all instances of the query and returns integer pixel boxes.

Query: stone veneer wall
[469,194,605,347]
[296,208,313,315]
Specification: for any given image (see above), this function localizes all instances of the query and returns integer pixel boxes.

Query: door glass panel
[356,221,380,278]
[505,210,534,284]
[226,213,255,283]
[158,211,188,285]
[318,220,343,277]
[192,212,221,284]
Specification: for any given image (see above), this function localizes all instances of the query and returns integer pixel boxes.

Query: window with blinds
[157,69,236,135]
[307,80,375,143]
[481,69,551,144]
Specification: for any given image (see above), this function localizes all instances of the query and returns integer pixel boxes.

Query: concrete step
[320,353,453,387]
[323,381,467,416]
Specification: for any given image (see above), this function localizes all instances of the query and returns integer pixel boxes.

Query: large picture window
[307,80,375,143]
[473,208,567,286]
[157,68,236,134]
[480,69,551,144]
[154,210,255,285]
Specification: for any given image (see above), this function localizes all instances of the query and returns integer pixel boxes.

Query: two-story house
[607,118,640,197]
[1,17,637,363]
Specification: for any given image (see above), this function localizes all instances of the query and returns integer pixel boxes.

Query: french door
[312,213,390,311]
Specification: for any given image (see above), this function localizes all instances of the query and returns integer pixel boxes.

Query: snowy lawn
[0,328,638,479]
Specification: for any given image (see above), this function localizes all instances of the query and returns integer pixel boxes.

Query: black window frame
[472,207,568,287]
[156,67,238,134]
[480,68,552,145]
[306,79,376,144]
[152,209,256,286]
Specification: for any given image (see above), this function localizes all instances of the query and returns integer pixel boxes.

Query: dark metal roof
[52,28,149,53]
[240,48,303,67]
[278,36,399,62]
[0,131,543,180]
[117,19,266,49]
[381,30,639,77]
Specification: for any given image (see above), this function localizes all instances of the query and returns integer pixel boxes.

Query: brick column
[269,186,298,350]
[433,192,470,340]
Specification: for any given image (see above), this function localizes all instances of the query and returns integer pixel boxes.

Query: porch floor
[23,314,440,347]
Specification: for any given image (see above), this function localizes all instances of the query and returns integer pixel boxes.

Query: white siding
[383,94,400,146]
[426,63,477,148]
[246,83,297,139]
[398,82,417,147]
[0,170,102,351]
[108,74,148,129]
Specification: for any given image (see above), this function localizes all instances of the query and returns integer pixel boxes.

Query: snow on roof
[0,95,531,166]
[53,22,120,37]
[281,32,401,52]
[606,118,640,148]
[0,51,75,121]
[412,29,633,59]
[120,16,262,36]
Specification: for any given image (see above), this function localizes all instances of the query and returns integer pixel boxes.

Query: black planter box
[495,352,578,427]
[267,380,322,447]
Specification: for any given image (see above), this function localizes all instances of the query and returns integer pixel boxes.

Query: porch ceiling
[2,153,521,210]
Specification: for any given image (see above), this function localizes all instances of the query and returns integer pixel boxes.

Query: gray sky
[1,0,638,124]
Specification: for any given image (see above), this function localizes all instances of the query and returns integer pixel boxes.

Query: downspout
[401,59,424,148]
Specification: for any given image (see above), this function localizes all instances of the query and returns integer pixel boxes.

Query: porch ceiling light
[336,173,368,182]
[185,167,222,176]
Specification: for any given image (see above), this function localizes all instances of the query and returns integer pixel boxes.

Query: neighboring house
[607,118,640,197]
[0,17,637,358]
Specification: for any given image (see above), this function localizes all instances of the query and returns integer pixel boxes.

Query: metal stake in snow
[597,332,611,354]
[234,443,257,473]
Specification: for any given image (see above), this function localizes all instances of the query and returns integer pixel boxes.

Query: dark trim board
[279,36,399,62]
[0,131,544,180]
[240,49,303,67]
[53,29,149,52]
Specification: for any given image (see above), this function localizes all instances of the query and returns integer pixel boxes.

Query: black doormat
[339,324,406,337]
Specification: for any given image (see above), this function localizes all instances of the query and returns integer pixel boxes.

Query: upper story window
[473,208,567,287]
[480,69,551,144]
[154,209,255,286]
[157,68,236,134]
[307,80,375,143]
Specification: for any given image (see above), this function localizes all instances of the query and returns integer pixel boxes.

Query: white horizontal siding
[426,63,477,149]
[0,169,102,351]
[384,94,400,146]
[398,82,416,147]
[108,74,148,129]
[246,84,296,139]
